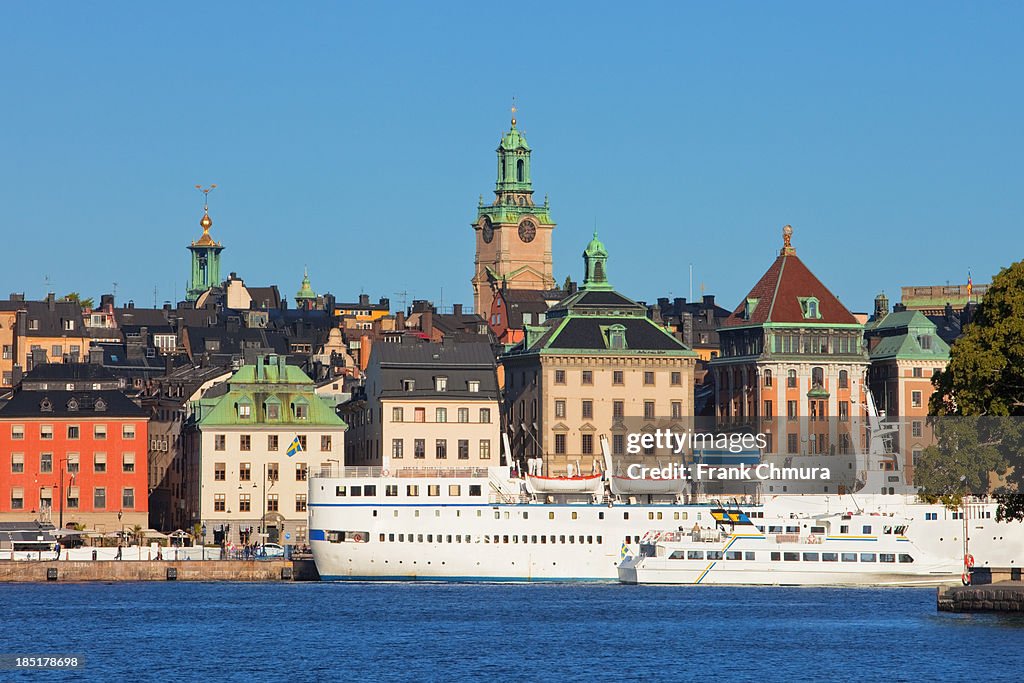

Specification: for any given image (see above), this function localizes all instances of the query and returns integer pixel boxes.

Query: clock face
[518,219,537,243]
[481,216,493,243]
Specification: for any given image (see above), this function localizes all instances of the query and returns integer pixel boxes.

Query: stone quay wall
[0,559,320,582]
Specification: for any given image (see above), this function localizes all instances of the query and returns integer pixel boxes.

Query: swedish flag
[620,542,632,561]
[286,436,303,457]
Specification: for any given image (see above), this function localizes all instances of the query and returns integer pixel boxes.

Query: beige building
[191,356,347,547]
[342,341,501,470]
[500,234,698,474]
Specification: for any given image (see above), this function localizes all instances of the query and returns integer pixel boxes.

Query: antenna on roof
[394,290,409,313]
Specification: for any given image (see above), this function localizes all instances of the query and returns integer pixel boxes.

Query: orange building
[711,226,869,458]
[0,389,149,530]
[0,294,88,389]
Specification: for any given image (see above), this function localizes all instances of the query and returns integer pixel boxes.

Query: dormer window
[265,397,281,421]
[402,379,415,392]
[919,335,932,350]
[94,399,107,412]
[63,319,75,331]
[799,297,821,319]
[607,324,627,350]
[468,380,480,393]
[237,402,252,419]
[40,398,53,413]
[435,377,447,392]
[292,398,309,420]
[744,298,759,321]
[67,398,79,412]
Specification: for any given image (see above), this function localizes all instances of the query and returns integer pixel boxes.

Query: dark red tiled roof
[724,252,857,326]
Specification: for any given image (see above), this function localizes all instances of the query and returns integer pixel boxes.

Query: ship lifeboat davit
[609,475,687,496]
[526,473,605,495]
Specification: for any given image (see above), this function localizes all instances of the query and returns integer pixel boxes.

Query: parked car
[258,543,285,558]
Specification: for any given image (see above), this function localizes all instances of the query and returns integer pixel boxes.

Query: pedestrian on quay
[157,546,163,561]
[115,541,123,561]
[53,541,61,560]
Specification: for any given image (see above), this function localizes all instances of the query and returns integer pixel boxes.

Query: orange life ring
[961,571,971,586]
[381,469,390,478]
[353,533,363,543]
[964,554,975,569]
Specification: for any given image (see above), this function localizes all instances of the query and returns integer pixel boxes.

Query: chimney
[453,303,463,318]
[379,297,390,309]
[46,292,55,311]
[702,294,715,307]
[255,355,264,381]
[944,302,954,322]
[100,293,114,309]
[89,347,104,364]
[422,310,433,338]
[359,293,370,306]
[127,300,135,309]
[682,313,694,346]
[395,311,406,330]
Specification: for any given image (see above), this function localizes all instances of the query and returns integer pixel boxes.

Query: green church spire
[187,184,224,302]
[582,230,612,291]
[495,104,533,194]
[295,267,317,302]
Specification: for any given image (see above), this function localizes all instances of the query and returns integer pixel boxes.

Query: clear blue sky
[1,2,1020,313]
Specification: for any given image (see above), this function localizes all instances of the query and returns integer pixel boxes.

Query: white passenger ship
[308,455,1021,582]
[618,508,960,586]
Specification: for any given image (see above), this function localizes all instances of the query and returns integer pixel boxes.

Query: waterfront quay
[938,580,1024,613]
[0,558,320,582]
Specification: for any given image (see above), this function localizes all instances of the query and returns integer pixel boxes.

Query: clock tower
[472,110,556,315]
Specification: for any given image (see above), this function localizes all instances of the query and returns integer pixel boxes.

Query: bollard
[166,567,177,581]
[47,567,58,581]
[92,550,98,561]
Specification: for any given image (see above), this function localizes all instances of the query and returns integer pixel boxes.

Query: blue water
[1,583,1022,682]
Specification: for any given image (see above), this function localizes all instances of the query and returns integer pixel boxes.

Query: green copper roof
[868,310,950,361]
[295,268,317,300]
[582,231,613,291]
[197,359,347,428]
[499,127,531,152]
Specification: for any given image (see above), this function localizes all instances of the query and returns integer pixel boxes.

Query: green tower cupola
[187,184,225,302]
[495,106,533,195]
[582,230,612,291]
[295,267,317,308]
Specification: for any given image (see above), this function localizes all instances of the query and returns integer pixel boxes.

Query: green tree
[63,292,95,309]
[920,260,1024,519]
[131,524,144,547]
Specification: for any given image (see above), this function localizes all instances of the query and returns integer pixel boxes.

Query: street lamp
[201,524,207,561]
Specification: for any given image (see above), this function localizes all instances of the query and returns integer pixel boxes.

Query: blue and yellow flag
[620,542,632,561]
[286,436,303,457]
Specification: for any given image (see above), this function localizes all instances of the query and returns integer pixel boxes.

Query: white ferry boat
[308,459,1021,582]
[618,508,960,586]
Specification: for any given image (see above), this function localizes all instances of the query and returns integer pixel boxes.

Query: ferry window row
[669,551,914,563]
[336,484,485,497]
[375,533,605,545]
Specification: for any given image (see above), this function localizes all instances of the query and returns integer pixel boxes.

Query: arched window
[516,158,525,182]
[839,370,849,389]
[764,370,773,387]
[812,367,824,388]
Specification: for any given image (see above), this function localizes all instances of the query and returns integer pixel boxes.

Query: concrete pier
[0,559,321,583]
[938,581,1024,613]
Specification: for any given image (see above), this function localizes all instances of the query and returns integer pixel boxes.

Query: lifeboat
[526,473,605,495]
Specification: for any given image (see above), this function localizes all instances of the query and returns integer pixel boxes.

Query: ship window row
[336,484,485,497]
[670,550,914,563]
[376,533,605,545]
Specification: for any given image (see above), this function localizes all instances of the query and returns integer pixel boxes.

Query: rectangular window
[67,453,79,473]
[468,380,480,393]
[122,487,135,509]
[267,494,279,512]
[93,487,106,509]
[298,435,307,450]
[392,407,404,422]
[40,425,53,440]
[435,407,447,423]
[555,370,566,384]
[643,371,655,386]
[912,421,923,438]
[479,408,491,423]
[40,453,53,473]
[582,370,593,385]
[123,424,136,440]
[238,404,251,418]
[436,439,447,459]
[321,435,332,451]
[240,434,251,451]
[612,400,624,418]
[295,494,307,512]
[458,408,469,423]
[839,401,849,422]
[67,425,80,440]
[267,463,279,481]
[93,424,107,440]
[414,439,425,459]
[787,400,798,420]
[294,403,308,419]
[555,400,567,418]
[122,453,135,473]
[392,439,404,459]
[93,452,106,473]
[240,462,251,481]
[458,439,469,460]
[214,462,226,481]
[214,494,226,512]
[239,493,251,512]
[479,439,491,460]
[670,401,682,419]
[582,400,593,419]
[912,391,922,408]
[11,453,24,473]
[266,402,280,420]
[613,371,624,385]
[554,433,566,455]
[787,433,798,454]
[582,433,593,455]
[66,486,80,509]
[613,434,624,455]
[763,400,773,419]
[644,401,655,420]
[215,434,226,451]
[296,462,308,481]
[435,376,448,392]
[11,424,25,440]
[268,435,279,451]
[671,371,681,386]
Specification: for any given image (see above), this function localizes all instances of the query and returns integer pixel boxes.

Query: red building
[0,389,149,531]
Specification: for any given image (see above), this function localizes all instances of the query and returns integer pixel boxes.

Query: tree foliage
[63,292,95,309]
[921,260,1024,519]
